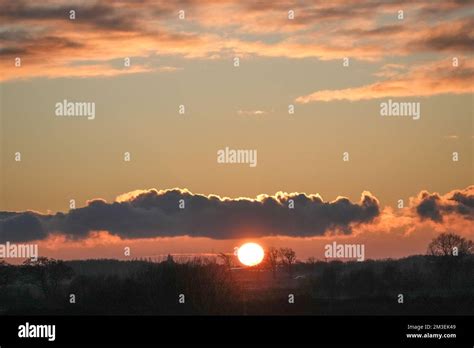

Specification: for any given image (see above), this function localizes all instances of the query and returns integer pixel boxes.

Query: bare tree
[307,256,317,272]
[266,247,280,279]
[166,254,175,264]
[23,257,74,298]
[307,257,316,265]
[279,247,296,277]
[428,233,473,256]
[218,252,233,270]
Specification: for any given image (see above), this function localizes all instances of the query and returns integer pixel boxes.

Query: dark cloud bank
[1,189,380,243]
[1,186,472,243]
[416,186,474,222]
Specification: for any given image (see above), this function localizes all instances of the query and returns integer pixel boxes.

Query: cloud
[1,1,150,31]
[0,212,47,242]
[415,186,474,222]
[295,59,473,103]
[1,60,156,81]
[1,186,472,261]
[2,186,474,244]
[0,188,380,242]
[408,18,474,52]
[237,109,268,116]
[1,0,473,81]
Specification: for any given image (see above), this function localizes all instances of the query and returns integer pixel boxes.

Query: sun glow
[237,242,265,266]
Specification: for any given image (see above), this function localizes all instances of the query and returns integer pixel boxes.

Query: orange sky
[1,0,473,261]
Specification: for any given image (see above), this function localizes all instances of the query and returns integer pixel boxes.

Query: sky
[0,0,473,261]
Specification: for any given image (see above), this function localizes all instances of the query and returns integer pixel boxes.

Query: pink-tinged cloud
[1,0,473,81]
[1,186,473,246]
[30,185,474,261]
[295,59,473,103]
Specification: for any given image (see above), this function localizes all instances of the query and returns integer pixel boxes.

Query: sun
[237,242,265,266]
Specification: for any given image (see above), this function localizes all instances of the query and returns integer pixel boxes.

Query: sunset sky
[0,0,472,260]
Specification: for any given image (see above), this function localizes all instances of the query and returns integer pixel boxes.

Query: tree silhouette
[279,247,296,277]
[166,254,175,264]
[217,253,233,270]
[23,257,74,298]
[266,247,280,279]
[427,233,473,256]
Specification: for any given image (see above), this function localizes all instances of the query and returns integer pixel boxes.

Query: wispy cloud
[1,0,473,81]
[296,59,473,103]
[237,109,268,116]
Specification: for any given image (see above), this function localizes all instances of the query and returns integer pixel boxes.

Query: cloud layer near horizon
[1,186,472,243]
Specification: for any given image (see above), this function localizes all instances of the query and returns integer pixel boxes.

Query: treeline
[0,254,473,315]
[299,255,474,299]
[0,257,242,315]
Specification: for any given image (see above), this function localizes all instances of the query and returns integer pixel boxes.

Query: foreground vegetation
[0,252,472,315]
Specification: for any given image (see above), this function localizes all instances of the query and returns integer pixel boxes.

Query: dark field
[1,255,473,316]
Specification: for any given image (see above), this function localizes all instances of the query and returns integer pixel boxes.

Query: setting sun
[236,243,265,266]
